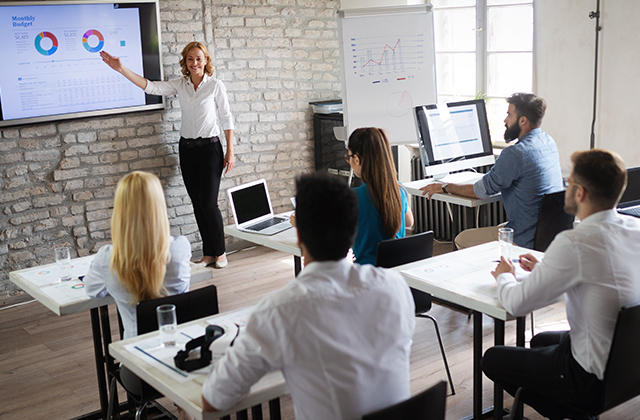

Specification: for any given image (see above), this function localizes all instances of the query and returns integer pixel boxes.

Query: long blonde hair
[110,171,171,303]
[179,41,214,79]
[348,127,402,237]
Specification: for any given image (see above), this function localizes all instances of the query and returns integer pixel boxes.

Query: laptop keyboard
[246,217,284,231]
[619,206,640,218]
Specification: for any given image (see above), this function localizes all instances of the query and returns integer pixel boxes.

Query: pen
[493,259,520,263]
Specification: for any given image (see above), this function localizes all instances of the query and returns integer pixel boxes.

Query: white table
[109,308,289,420]
[224,223,302,275]
[396,241,544,420]
[9,256,213,420]
[404,177,502,250]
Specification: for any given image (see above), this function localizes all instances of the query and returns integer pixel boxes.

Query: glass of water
[54,246,72,282]
[498,227,514,260]
[156,304,178,347]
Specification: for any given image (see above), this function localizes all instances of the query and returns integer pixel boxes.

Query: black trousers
[179,137,225,257]
[482,331,604,420]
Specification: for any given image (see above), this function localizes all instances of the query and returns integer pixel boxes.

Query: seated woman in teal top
[346,128,414,265]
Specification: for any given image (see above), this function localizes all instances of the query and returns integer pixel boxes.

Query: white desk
[9,256,213,420]
[395,241,544,420]
[224,223,302,275]
[109,308,289,420]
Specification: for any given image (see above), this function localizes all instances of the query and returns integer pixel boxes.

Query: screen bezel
[414,99,495,178]
[0,0,164,128]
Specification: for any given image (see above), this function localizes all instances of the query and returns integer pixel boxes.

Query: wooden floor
[1,244,639,419]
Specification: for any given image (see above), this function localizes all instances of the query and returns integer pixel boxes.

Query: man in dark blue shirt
[421,93,563,249]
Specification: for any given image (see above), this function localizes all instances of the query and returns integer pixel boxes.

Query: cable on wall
[589,0,602,150]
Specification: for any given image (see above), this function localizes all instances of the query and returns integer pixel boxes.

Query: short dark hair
[295,172,358,261]
[507,93,547,127]
[571,149,627,209]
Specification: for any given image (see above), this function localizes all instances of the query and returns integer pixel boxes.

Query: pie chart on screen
[82,29,104,53]
[34,32,58,56]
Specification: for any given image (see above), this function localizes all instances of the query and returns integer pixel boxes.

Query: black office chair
[106,284,219,420]
[533,190,575,252]
[508,303,640,420]
[362,380,447,420]
[376,231,455,395]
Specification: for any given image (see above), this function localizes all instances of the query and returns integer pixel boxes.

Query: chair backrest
[533,191,575,252]
[362,380,447,420]
[136,284,219,335]
[376,231,434,269]
[602,303,640,411]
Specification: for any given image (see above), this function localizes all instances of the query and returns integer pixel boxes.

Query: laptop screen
[230,182,271,225]
[619,167,640,207]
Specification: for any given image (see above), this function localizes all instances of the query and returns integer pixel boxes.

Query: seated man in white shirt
[482,149,640,420]
[201,172,416,420]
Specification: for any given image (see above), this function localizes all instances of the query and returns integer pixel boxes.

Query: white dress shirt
[202,259,416,420]
[144,75,234,139]
[84,236,192,339]
[496,209,640,379]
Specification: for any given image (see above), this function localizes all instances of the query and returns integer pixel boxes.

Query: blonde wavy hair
[348,127,403,238]
[179,41,214,79]
[110,171,171,303]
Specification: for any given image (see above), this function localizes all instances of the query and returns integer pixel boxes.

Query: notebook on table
[227,179,292,235]
[618,167,640,218]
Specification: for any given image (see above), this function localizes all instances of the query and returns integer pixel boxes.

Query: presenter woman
[346,127,414,265]
[100,41,234,268]
[85,171,191,404]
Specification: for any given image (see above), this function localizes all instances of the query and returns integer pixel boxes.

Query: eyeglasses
[344,153,355,163]
[562,177,582,188]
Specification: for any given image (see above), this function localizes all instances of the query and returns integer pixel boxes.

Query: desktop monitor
[414,99,495,180]
[618,167,640,207]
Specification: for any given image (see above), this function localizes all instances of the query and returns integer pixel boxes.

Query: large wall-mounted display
[0,0,164,128]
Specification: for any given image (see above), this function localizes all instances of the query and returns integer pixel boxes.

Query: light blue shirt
[84,236,192,339]
[473,128,563,248]
[353,183,409,265]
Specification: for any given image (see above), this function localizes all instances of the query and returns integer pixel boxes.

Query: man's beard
[504,121,521,143]
[564,187,578,215]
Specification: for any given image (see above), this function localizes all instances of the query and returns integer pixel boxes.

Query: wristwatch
[442,183,449,194]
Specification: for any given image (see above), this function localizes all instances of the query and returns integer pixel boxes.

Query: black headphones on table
[174,324,225,372]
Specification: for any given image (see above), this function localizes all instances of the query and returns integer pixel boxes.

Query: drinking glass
[156,304,178,347]
[498,227,514,260]
[54,246,72,282]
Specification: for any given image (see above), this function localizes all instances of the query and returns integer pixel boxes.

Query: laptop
[618,167,640,218]
[227,179,293,235]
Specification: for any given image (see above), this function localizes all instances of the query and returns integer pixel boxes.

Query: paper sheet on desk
[402,259,530,285]
[19,255,95,287]
[39,280,90,304]
[125,321,240,383]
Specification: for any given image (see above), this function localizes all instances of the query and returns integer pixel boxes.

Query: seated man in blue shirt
[201,172,416,420]
[483,149,640,419]
[421,93,563,249]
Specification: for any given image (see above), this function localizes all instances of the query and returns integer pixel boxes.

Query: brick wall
[0,0,341,298]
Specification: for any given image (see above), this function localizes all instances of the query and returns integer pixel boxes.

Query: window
[431,0,533,145]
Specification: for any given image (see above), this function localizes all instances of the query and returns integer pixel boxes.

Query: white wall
[536,0,640,172]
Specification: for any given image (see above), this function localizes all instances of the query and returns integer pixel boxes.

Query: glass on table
[498,227,514,260]
[156,304,178,347]
[54,246,72,282]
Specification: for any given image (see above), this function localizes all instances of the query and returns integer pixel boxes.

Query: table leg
[473,311,483,419]
[90,308,109,418]
[494,320,505,420]
[269,398,282,420]
[516,316,526,347]
[294,256,302,276]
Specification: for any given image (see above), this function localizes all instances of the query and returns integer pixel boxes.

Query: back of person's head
[507,93,546,127]
[295,172,358,261]
[179,41,214,78]
[571,149,627,209]
[347,127,402,237]
[111,171,171,303]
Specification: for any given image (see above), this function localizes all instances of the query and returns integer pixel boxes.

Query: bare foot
[198,256,216,265]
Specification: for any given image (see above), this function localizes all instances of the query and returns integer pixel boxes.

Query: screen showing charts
[0,1,163,127]
[415,99,494,178]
